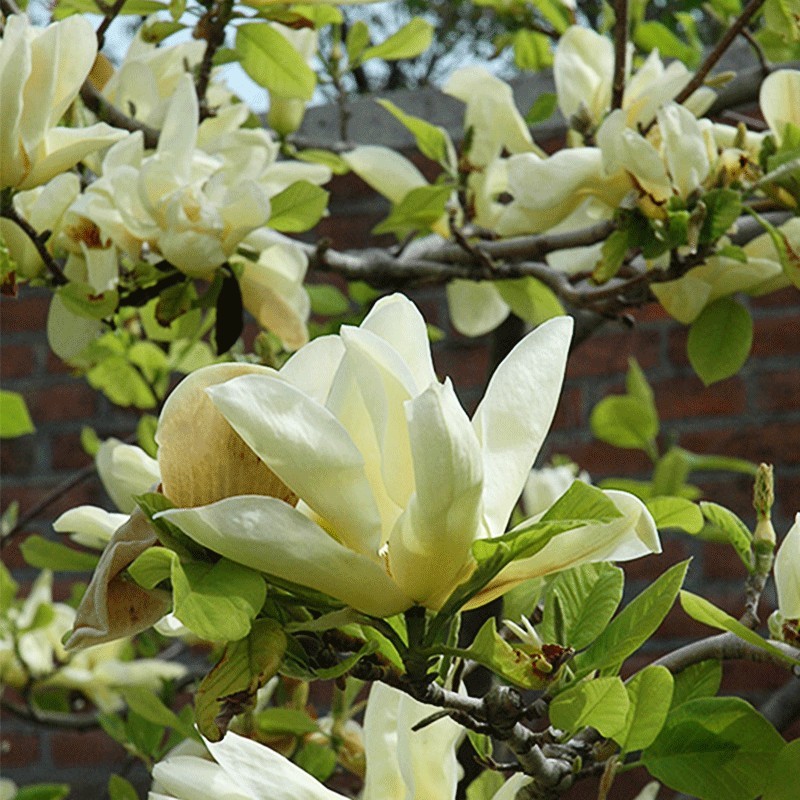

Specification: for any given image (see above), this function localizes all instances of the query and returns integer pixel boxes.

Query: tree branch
[1,696,102,730]
[94,0,128,50]
[0,200,68,285]
[611,0,628,110]
[80,80,160,149]
[673,0,769,106]
[195,0,234,119]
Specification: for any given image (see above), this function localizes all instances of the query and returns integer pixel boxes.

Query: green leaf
[237,23,316,100]
[359,18,434,63]
[372,184,451,237]
[128,547,175,590]
[763,739,800,800]
[376,99,452,166]
[496,277,564,326]
[646,497,704,534]
[670,660,722,709]
[173,559,267,642]
[119,686,195,740]
[468,618,550,689]
[268,180,329,233]
[615,666,673,752]
[550,676,629,737]
[634,20,700,67]
[0,561,18,611]
[0,390,35,437]
[466,770,505,800]
[195,618,287,741]
[137,414,159,459]
[593,229,630,283]
[699,502,753,570]
[680,591,800,666]
[15,786,70,800]
[687,298,752,385]
[743,206,800,288]
[591,396,658,451]
[683,452,756,476]
[312,639,380,680]
[140,19,185,43]
[87,355,158,409]
[294,741,337,782]
[307,283,350,316]
[512,29,552,69]
[56,282,118,320]
[641,697,785,800]
[525,92,558,124]
[345,19,370,63]
[255,707,319,736]
[574,560,690,677]
[20,536,99,572]
[293,148,350,175]
[538,562,624,651]
[135,492,209,561]
[108,775,139,800]
[80,426,101,457]
[154,281,193,327]
[53,0,163,19]
[699,189,742,244]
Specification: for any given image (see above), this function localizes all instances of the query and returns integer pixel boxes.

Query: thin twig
[0,203,68,285]
[1,696,102,730]
[95,0,128,50]
[195,0,234,119]
[611,0,628,110]
[80,81,160,149]
[739,26,771,76]
[672,0,769,106]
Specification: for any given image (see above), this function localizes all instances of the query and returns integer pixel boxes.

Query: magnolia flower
[760,69,800,147]
[774,514,800,621]
[553,25,714,133]
[155,295,659,616]
[0,14,126,190]
[149,682,525,800]
[651,218,800,323]
[0,571,184,711]
[523,463,591,518]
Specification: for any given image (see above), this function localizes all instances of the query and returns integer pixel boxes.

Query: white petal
[96,438,160,514]
[469,490,660,607]
[280,334,345,403]
[342,146,427,204]
[472,317,573,536]
[657,103,709,198]
[554,26,614,123]
[388,381,483,606]
[207,731,345,800]
[491,774,535,800]
[775,514,800,619]
[446,280,510,337]
[360,293,437,390]
[207,373,383,556]
[160,497,412,616]
[760,69,800,145]
[151,755,252,800]
[52,505,128,550]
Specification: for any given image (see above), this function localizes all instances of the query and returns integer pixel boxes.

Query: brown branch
[740,26,771,76]
[80,80,160,149]
[611,0,628,110]
[1,696,102,730]
[95,0,128,50]
[673,0,769,106]
[195,0,234,119]
[0,202,68,285]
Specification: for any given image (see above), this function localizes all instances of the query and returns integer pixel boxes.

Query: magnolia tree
[1,0,799,798]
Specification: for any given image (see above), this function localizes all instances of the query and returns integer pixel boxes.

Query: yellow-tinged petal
[446,280,510,338]
[342,145,427,204]
[156,363,297,509]
[760,69,800,146]
[775,514,800,619]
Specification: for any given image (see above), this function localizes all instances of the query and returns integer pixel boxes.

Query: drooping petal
[53,505,129,550]
[159,497,412,616]
[775,514,800,619]
[490,774,535,799]
[388,380,484,606]
[342,145,428,204]
[760,69,800,145]
[156,363,297,509]
[446,280,510,338]
[151,754,254,800]
[206,373,383,556]
[361,682,404,800]
[472,316,573,537]
[467,490,660,608]
[95,438,160,514]
[206,731,345,800]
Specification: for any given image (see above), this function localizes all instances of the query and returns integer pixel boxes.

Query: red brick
[46,349,76,375]
[632,303,671,323]
[721,661,792,694]
[0,295,49,332]
[433,343,489,391]
[553,439,652,477]
[656,592,742,640]
[0,344,36,378]
[2,481,103,526]
[568,327,660,378]
[624,536,689,580]
[51,729,127,767]
[653,374,746,420]
[750,286,800,309]
[679,423,800,468]
[562,764,659,799]
[667,326,690,367]
[25,382,97,423]
[751,315,800,359]
[0,437,36,477]
[0,732,40,768]
[754,368,800,412]
[702,541,751,580]
[551,385,584,431]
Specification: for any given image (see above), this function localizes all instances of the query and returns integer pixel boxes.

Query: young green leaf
[467,618,550,689]
[687,298,752,385]
[56,282,118,320]
[699,188,742,244]
[108,775,138,800]
[254,707,320,736]
[20,536,99,572]
[549,676,630,738]
[762,739,800,800]
[646,497,704,534]
[496,277,564,326]
[306,284,350,316]
[0,390,35,438]
[670,660,722,709]
[294,741,337,783]
[359,18,434,63]
[119,686,196,740]
[525,92,558,124]
[615,666,674,752]
[699,501,753,571]
[372,184,451,237]
[345,19,370,63]
[642,697,785,800]
[268,181,329,233]
[376,99,453,166]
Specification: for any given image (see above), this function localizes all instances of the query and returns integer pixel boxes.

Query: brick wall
[2,100,799,799]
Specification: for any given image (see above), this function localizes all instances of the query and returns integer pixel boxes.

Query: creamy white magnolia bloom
[0,14,126,190]
[760,69,800,147]
[0,172,80,279]
[523,463,591,518]
[0,779,17,800]
[0,571,184,711]
[150,682,500,800]
[652,218,800,323]
[774,514,800,620]
[553,25,715,131]
[157,295,659,615]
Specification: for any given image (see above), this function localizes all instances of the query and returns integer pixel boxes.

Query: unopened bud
[753,463,776,548]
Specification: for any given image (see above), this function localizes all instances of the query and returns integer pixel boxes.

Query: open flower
[774,514,800,621]
[155,295,659,616]
[149,682,524,800]
[0,14,126,190]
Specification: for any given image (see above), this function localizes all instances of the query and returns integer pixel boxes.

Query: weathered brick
[550,439,652,478]
[567,326,661,378]
[0,437,37,477]
[25,382,97,423]
[679,423,800,468]
[551,385,584,431]
[751,315,800,359]
[0,295,50,333]
[750,286,799,310]
[624,536,690,580]
[0,344,37,378]
[754,368,800,412]
[433,343,489,391]
[701,541,751,580]
[0,732,40,768]
[51,729,127,768]
[653,374,746,420]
